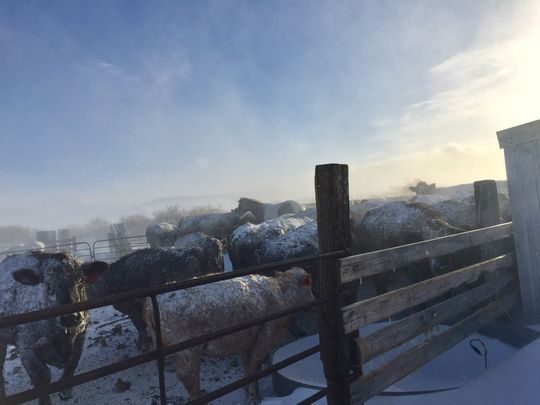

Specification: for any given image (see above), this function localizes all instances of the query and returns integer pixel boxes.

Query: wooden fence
[307,164,520,404]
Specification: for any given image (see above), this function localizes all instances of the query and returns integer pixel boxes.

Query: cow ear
[12,268,43,285]
[301,274,312,287]
[81,261,109,284]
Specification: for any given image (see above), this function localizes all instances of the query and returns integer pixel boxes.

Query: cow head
[4,252,104,368]
[275,267,315,305]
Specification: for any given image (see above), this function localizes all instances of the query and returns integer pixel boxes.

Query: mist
[1,1,538,229]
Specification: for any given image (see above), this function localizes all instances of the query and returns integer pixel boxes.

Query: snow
[271,323,518,403]
[429,336,540,405]
[224,251,233,272]
[4,304,274,404]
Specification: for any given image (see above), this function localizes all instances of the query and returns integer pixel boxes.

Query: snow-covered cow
[85,246,223,351]
[228,213,319,335]
[228,213,318,289]
[176,211,256,240]
[174,232,224,274]
[355,201,464,294]
[145,223,178,248]
[0,252,103,405]
[236,198,305,224]
[143,267,315,401]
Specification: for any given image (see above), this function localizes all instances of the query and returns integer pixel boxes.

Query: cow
[174,232,224,274]
[228,213,316,271]
[145,223,178,248]
[236,198,305,224]
[143,267,315,401]
[85,246,224,351]
[0,252,104,405]
[409,181,436,195]
[228,213,322,336]
[355,201,464,295]
[176,210,256,241]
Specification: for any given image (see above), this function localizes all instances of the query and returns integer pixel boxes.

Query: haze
[1,1,539,228]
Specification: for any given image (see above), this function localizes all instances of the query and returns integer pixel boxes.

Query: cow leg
[114,300,151,351]
[58,333,86,400]
[175,349,202,400]
[19,351,52,405]
[242,326,277,400]
[0,343,6,400]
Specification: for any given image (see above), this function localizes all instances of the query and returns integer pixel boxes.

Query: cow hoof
[59,389,72,400]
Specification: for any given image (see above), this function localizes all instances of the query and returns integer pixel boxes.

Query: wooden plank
[315,164,354,405]
[340,222,513,283]
[350,290,521,403]
[356,269,517,363]
[342,253,514,334]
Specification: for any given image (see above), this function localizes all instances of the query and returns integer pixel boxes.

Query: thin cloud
[96,61,123,74]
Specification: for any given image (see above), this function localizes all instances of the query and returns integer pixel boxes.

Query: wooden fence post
[315,164,353,404]
[474,180,501,261]
[498,119,540,322]
[474,180,500,229]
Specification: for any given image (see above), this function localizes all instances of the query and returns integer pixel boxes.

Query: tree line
[0,204,223,247]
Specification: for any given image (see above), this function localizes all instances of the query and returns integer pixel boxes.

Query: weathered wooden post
[474,180,500,229]
[474,180,501,261]
[315,164,353,404]
[497,119,540,322]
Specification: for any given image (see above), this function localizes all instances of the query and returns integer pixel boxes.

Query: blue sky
[1,1,539,227]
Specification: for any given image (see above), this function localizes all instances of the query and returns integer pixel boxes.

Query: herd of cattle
[0,191,511,404]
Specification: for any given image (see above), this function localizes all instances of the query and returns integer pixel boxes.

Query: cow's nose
[60,312,83,328]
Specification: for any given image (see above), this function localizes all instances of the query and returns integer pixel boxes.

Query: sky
[1,0,539,228]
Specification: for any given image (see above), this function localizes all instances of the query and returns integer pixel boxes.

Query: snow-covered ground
[269,323,519,404]
[4,304,274,404]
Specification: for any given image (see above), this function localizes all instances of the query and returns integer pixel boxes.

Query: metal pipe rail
[0,250,346,329]
[1,249,346,404]
[0,241,93,260]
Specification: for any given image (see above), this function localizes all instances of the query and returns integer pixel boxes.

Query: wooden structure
[314,164,520,404]
[498,119,540,322]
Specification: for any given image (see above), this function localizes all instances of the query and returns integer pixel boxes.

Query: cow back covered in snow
[174,232,224,274]
[145,222,178,248]
[86,246,223,351]
[228,212,318,294]
[0,252,100,405]
[236,198,305,224]
[176,211,243,240]
[143,267,315,401]
[355,201,463,294]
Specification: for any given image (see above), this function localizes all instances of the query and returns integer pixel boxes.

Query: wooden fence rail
[342,253,515,333]
[340,222,513,282]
